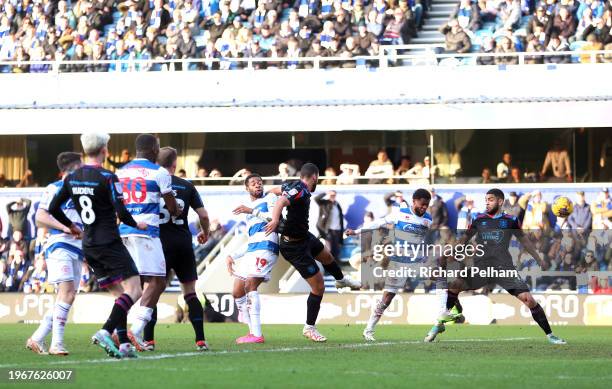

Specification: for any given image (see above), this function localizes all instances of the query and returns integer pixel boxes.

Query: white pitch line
[1,337,534,369]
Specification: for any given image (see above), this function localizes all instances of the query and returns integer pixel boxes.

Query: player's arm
[347,212,395,235]
[226,245,247,275]
[36,208,72,234]
[108,174,147,230]
[264,196,289,235]
[159,168,179,216]
[266,186,282,196]
[48,181,81,237]
[189,187,209,244]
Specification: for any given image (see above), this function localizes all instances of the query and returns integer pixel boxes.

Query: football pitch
[1,324,611,388]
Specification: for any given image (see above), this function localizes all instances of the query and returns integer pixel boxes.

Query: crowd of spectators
[0,0,428,72]
[439,0,612,65]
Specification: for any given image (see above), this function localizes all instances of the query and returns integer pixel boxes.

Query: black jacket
[314,193,344,236]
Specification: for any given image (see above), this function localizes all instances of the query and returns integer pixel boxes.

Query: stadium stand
[0,0,611,72]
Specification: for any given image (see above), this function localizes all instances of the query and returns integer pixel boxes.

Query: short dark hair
[413,188,432,201]
[135,134,158,153]
[300,163,319,178]
[486,188,505,200]
[157,146,177,168]
[244,173,262,186]
[56,152,81,172]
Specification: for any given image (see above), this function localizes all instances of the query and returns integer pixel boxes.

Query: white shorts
[383,261,422,294]
[47,248,83,285]
[234,250,277,282]
[122,236,166,277]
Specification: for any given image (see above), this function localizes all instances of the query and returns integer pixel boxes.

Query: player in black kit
[264,163,360,342]
[141,147,211,351]
[430,188,566,345]
[49,133,149,359]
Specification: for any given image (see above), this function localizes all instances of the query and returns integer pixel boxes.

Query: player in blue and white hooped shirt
[28,152,83,356]
[347,189,432,342]
[116,134,179,350]
[226,173,279,344]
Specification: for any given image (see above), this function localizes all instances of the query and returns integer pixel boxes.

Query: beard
[487,204,500,215]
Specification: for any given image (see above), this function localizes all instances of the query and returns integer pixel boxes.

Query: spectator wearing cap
[569,191,592,232]
[315,190,345,260]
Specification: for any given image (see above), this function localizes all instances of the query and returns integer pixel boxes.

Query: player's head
[300,163,319,192]
[412,188,431,217]
[485,188,505,215]
[80,132,110,159]
[157,146,177,174]
[56,151,82,175]
[244,173,263,198]
[135,134,160,161]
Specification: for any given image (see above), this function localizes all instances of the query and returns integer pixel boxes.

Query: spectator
[508,166,522,183]
[177,169,187,178]
[321,167,337,185]
[494,36,518,65]
[497,152,512,179]
[196,168,209,178]
[439,18,471,54]
[576,250,600,272]
[315,190,345,260]
[455,194,476,231]
[568,191,592,232]
[591,188,611,229]
[276,162,291,183]
[540,139,572,182]
[381,7,412,45]
[525,33,545,64]
[480,167,492,183]
[502,191,525,220]
[384,190,405,213]
[107,148,131,169]
[477,36,496,65]
[4,247,29,291]
[337,163,360,185]
[6,198,32,239]
[405,162,428,184]
[544,34,570,64]
[209,168,223,177]
[365,149,394,184]
[452,0,481,32]
[526,5,552,39]
[579,33,605,63]
[497,0,522,32]
[520,190,551,232]
[394,156,412,177]
[551,6,576,42]
[429,188,449,229]
[16,169,38,188]
[229,168,252,185]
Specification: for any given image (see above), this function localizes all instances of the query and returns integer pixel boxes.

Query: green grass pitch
[1,323,611,388]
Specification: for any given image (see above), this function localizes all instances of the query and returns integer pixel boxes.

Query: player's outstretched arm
[264,196,290,235]
[266,186,282,196]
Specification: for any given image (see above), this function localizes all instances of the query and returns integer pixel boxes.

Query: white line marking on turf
[0,337,534,369]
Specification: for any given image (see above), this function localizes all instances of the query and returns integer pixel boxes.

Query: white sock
[31,308,54,343]
[51,302,71,347]
[130,306,153,336]
[366,300,388,332]
[247,291,262,337]
[436,288,448,319]
[235,296,252,334]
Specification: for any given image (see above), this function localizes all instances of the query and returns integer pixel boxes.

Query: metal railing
[1,48,610,73]
[195,223,240,275]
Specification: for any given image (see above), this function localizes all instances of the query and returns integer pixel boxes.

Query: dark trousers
[326,229,343,260]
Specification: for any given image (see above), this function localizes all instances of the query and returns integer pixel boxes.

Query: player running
[347,189,433,342]
[115,134,180,351]
[141,147,210,351]
[27,152,83,356]
[425,188,566,344]
[49,133,148,359]
[226,173,278,344]
[264,163,361,342]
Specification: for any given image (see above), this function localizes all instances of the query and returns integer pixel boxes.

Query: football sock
[445,291,458,311]
[51,301,71,347]
[31,308,54,343]
[530,303,552,335]
[144,306,157,342]
[130,306,154,337]
[322,262,344,281]
[102,293,134,343]
[185,293,205,342]
[306,293,323,326]
[366,300,389,331]
[454,299,463,314]
[235,295,252,334]
[247,291,262,337]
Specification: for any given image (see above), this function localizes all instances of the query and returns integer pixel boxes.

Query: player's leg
[515,291,566,344]
[244,277,265,340]
[363,290,396,341]
[48,279,77,355]
[232,277,251,340]
[425,278,468,343]
[180,280,208,350]
[314,239,361,290]
[303,271,328,342]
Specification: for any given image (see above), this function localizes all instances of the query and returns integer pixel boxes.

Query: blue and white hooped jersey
[365,201,432,263]
[116,158,172,238]
[40,180,83,259]
[231,193,279,259]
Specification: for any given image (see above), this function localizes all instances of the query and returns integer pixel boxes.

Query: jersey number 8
[78,195,96,224]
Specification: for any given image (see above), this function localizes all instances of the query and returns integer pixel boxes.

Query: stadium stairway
[409,0,453,49]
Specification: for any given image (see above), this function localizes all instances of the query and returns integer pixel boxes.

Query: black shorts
[84,239,139,289]
[280,232,325,279]
[162,239,198,283]
[461,264,530,297]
